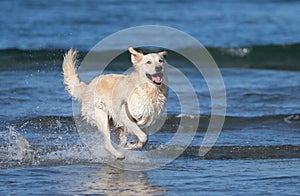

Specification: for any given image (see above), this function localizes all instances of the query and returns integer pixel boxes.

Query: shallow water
[1,159,299,195]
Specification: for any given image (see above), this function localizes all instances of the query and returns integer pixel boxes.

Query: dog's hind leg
[95,108,125,160]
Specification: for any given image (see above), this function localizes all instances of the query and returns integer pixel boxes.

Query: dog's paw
[125,142,143,150]
[115,152,125,160]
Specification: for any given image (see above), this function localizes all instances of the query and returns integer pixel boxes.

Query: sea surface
[1,0,300,195]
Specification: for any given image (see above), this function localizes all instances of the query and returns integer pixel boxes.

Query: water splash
[0,126,32,168]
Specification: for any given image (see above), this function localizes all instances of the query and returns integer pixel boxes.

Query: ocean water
[1,0,300,195]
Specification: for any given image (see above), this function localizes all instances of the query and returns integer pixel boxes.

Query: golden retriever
[62,48,168,159]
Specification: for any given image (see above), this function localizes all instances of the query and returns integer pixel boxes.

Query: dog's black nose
[155,65,162,72]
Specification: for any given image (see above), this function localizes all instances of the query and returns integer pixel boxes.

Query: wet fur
[62,48,168,159]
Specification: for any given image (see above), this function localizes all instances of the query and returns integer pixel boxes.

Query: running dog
[62,48,168,159]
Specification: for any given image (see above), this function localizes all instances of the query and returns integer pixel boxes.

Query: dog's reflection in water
[79,165,165,195]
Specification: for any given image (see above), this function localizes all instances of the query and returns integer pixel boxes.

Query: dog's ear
[158,51,167,60]
[129,47,143,65]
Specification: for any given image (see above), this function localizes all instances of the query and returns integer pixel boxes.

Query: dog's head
[129,47,167,86]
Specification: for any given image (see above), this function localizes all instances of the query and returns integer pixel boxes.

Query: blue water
[1,0,300,50]
[1,0,300,195]
[1,159,300,195]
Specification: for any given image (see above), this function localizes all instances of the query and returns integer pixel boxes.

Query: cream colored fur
[62,48,168,160]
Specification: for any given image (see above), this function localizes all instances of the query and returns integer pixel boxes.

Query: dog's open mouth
[146,73,163,85]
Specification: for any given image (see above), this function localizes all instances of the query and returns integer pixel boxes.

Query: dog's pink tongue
[152,75,162,83]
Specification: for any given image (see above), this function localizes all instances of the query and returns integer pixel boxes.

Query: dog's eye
[146,61,152,64]
[158,59,164,63]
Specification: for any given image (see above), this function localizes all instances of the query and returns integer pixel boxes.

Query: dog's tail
[62,49,87,101]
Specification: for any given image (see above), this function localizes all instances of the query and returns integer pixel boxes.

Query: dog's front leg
[124,133,147,150]
[120,105,148,150]
[124,125,148,150]
[124,129,148,150]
